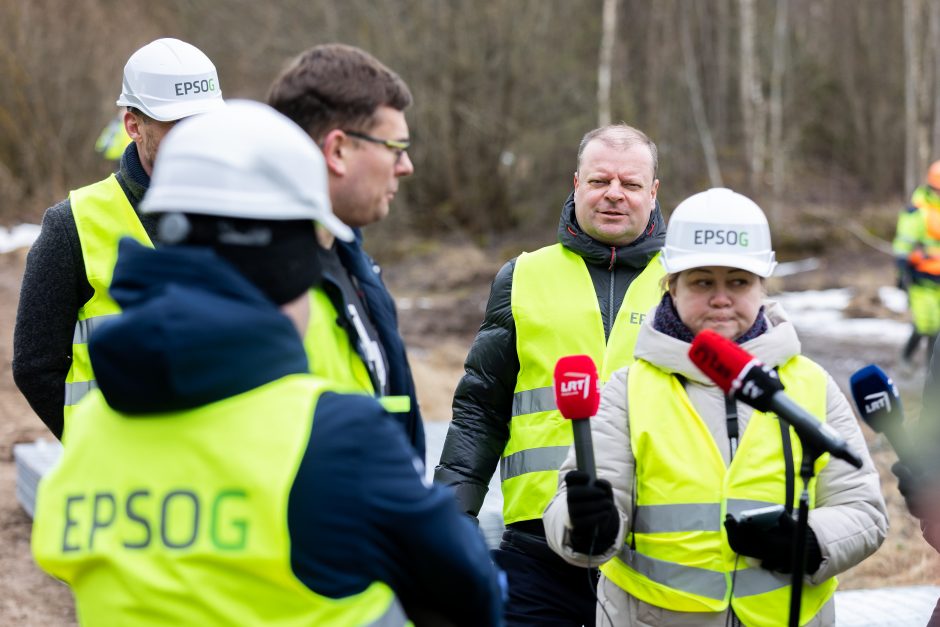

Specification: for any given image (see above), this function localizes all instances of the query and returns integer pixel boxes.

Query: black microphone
[849,364,916,468]
[690,330,864,469]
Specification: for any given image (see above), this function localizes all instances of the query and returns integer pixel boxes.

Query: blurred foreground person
[544,188,887,626]
[14,38,224,439]
[893,337,940,626]
[268,44,424,458]
[435,124,666,626]
[893,160,940,372]
[31,101,502,627]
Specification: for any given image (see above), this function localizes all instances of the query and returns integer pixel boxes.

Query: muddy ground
[1,239,938,624]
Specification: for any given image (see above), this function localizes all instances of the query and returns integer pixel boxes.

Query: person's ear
[320,129,349,177]
[124,110,143,143]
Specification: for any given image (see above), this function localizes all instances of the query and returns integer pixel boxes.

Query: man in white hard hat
[13,38,224,439]
[31,101,503,626]
[267,44,425,459]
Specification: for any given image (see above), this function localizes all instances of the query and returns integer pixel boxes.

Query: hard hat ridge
[660,187,777,278]
[141,99,352,242]
[117,38,224,122]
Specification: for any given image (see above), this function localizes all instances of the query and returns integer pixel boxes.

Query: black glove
[893,461,928,519]
[565,470,620,555]
[724,509,822,574]
[897,258,913,291]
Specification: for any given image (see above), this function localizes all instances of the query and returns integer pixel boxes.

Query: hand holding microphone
[554,355,618,555]
[850,364,938,520]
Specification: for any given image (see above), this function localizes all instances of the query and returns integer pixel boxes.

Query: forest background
[3,0,940,256]
[3,2,940,621]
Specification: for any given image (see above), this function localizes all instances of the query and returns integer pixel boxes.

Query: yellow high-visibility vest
[33,374,407,626]
[65,175,152,425]
[503,244,664,524]
[601,356,837,627]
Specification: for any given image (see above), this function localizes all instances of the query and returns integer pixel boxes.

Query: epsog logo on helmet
[661,187,777,278]
[117,38,225,122]
[693,229,750,247]
[174,78,217,96]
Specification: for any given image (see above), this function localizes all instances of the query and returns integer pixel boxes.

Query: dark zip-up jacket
[82,239,502,625]
[434,191,666,518]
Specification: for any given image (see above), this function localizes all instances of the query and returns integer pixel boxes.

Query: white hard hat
[140,99,353,242]
[116,38,224,122]
[661,187,776,277]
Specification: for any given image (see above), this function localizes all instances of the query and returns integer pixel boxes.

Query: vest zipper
[607,247,616,338]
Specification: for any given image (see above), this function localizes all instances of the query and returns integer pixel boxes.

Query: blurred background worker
[435,124,666,626]
[543,188,887,626]
[94,113,133,161]
[267,43,424,458]
[893,160,940,372]
[13,37,224,440]
[31,101,503,627]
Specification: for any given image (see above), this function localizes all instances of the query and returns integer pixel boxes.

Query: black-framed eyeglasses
[343,130,411,163]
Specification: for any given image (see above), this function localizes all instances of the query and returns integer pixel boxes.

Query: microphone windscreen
[849,364,903,435]
[688,329,754,394]
[554,354,600,420]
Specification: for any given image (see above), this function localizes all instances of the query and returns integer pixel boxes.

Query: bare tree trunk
[739,0,766,192]
[904,0,921,193]
[597,0,617,127]
[769,0,789,222]
[680,10,723,187]
[930,1,940,162]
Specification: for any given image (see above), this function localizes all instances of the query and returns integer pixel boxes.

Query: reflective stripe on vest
[304,287,411,414]
[503,244,664,524]
[33,374,407,626]
[65,176,151,420]
[600,357,837,626]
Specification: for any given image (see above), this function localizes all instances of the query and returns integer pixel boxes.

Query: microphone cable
[586,526,615,627]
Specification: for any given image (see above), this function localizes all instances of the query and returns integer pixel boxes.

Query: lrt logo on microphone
[560,373,593,399]
[863,391,891,415]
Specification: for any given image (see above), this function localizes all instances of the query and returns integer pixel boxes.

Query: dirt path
[1,243,938,623]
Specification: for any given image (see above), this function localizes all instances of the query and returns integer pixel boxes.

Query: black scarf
[652,292,767,345]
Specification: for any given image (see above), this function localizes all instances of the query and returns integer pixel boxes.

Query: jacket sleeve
[12,202,86,439]
[806,375,888,583]
[290,393,503,627]
[434,260,519,516]
[544,367,632,566]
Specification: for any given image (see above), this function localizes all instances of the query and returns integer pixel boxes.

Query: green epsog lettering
[692,229,750,247]
[61,488,249,553]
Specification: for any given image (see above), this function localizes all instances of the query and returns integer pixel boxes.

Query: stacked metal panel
[13,439,62,518]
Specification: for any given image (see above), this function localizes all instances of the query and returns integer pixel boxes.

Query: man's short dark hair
[577,124,658,179]
[266,43,412,143]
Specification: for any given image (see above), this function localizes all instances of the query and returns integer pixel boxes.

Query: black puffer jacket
[434,192,666,517]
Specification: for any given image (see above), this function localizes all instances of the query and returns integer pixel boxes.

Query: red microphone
[554,354,601,479]
[689,329,862,468]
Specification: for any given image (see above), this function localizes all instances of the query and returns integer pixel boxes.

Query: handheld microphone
[689,329,863,469]
[849,364,916,468]
[554,354,601,480]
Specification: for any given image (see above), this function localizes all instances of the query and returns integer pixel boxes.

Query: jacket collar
[557,191,666,270]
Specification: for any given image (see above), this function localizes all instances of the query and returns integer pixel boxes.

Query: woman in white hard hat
[543,188,887,626]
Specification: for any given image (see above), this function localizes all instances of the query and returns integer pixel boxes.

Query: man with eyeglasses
[894,159,940,373]
[267,44,424,459]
